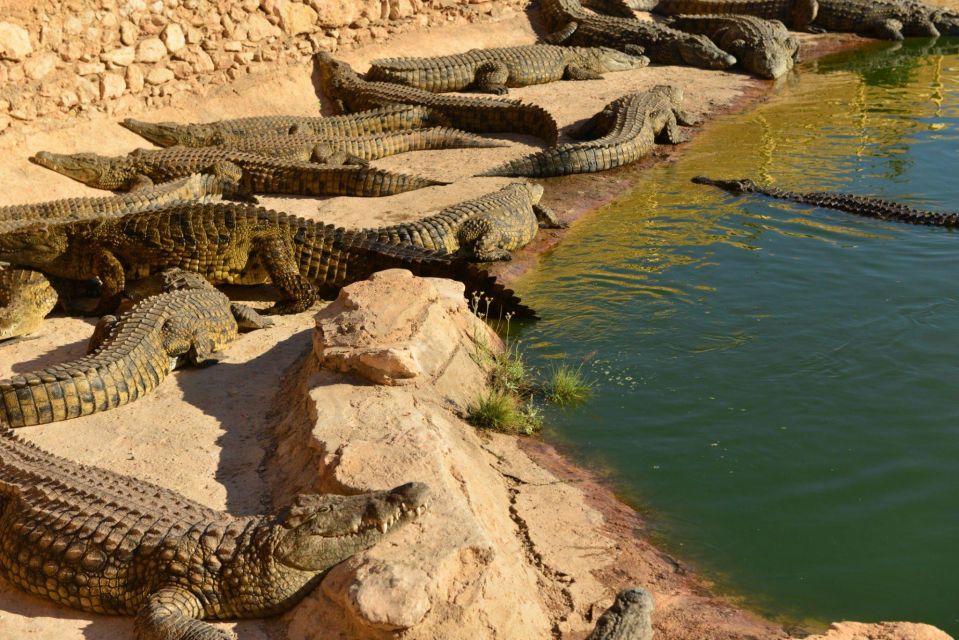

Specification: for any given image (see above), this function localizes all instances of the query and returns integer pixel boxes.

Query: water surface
[516,39,959,633]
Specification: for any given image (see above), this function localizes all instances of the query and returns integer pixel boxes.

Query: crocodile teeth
[379,522,389,534]
[415,506,424,516]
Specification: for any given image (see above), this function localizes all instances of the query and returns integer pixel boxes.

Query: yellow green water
[515,39,959,633]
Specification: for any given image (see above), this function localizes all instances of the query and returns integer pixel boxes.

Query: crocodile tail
[455,263,538,319]
[423,128,510,149]
[478,150,556,178]
[521,102,559,146]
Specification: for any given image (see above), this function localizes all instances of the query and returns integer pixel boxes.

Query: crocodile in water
[539,0,737,69]
[314,52,559,144]
[0,202,536,317]
[665,14,800,78]
[30,147,445,198]
[366,44,649,95]
[0,174,236,341]
[481,86,697,178]
[120,104,442,147]
[0,426,429,640]
[693,176,959,226]
[0,269,271,428]
[367,182,566,261]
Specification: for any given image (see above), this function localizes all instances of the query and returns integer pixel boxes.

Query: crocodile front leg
[865,18,905,40]
[135,587,234,640]
[230,302,273,331]
[563,65,604,81]
[253,235,317,314]
[91,248,127,314]
[534,203,567,229]
[655,112,689,144]
[791,0,819,30]
[473,61,510,94]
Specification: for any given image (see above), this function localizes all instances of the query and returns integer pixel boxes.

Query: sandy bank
[0,4,956,639]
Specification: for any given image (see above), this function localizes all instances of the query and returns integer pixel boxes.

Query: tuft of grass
[545,364,593,406]
[467,389,543,435]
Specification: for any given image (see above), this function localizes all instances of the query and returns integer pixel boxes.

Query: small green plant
[545,364,593,406]
[466,389,541,434]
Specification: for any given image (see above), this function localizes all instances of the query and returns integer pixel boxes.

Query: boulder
[0,22,32,61]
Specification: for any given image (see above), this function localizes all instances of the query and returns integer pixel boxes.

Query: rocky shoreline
[0,2,956,638]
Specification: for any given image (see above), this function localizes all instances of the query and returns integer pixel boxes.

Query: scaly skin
[215,127,507,164]
[0,174,236,341]
[649,0,941,39]
[366,44,649,95]
[0,269,58,342]
[30,148,445,198]
[0,269,270,428]
[367,183,566,261]
[314,53,560,144]
[0,202,536,317]
[481,86,697,178]
[666,15,800,78]
[586,588,655,640]
[693,176,959,226]
[0,428,429,640]
[120,105,442,147]
[931,6,959,35]
[642,0,819,29]
[539,0,736,69]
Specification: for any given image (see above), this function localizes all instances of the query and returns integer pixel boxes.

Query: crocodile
[0,269,58,342]
[0,174,238,341]
[665,15,800,78]
[693,176,959,226]
[480,86,697,178]
[120,104,443,147]
[314,52,559,145]
[0,202,535,317]
[0,269,271,428]
[587,588,655,640]
[644,0,941,39]
[0,427,429,640]
[213,127,507,164]
[367,183,565,261]
[30,147,445,198]
[538,0,737,69]
[365,44,649,95]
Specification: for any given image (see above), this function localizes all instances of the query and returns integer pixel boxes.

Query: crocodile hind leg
[91,249,127,315]
[252,235,317,314]
[460,219,512,261]
[534,204,567,229]
[230,302,273,331]
[309,144,368,166]
[655,113,689,145]
[789,0,819,30]
[544,21,578,45]
[865,18,905,40]
[563,65,604,81]
[160,317,219,367]
[473,61,510,95]
[135,587,235,640]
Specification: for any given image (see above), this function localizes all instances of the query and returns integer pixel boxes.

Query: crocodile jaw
[275,482,430,572]
[30,151,125,189]
[120,118,188,147]
[591,47,650,72]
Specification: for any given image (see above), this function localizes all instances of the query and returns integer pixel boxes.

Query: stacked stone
[0,0,527,133]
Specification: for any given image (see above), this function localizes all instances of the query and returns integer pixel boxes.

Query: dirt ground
[0,6,954,639]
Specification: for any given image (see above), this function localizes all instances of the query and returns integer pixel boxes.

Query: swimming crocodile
[366,44,649,95]
[30,147,445,198]
[120,104,443,147]
[0,174,237,341]
[665,15,800,78]
[693,176,959,226]
[314,52,559,144]
[212,127,507,164]
[645,0,941,39]
[539,0,736,69]
[0,426,429,640]
[367,182,565,261]
[481,86,697,178]
[0,202,535,317]
[0,269,270,428]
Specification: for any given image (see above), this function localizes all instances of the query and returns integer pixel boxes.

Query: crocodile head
[314,52,359,99]
[679,34,737,70]
[274,482,430,571]
[691,176,759,194]
[30,151,137,190]
[736,41,797,80]
[0,224,70,270]
[581,47,650,72]
[120,118,216,147]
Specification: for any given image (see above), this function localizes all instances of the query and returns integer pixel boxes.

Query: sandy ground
[0,6,953,639]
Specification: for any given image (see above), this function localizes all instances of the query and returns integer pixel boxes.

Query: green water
[516,39,959,633]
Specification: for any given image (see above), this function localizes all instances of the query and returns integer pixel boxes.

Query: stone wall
[0,0,528,133]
